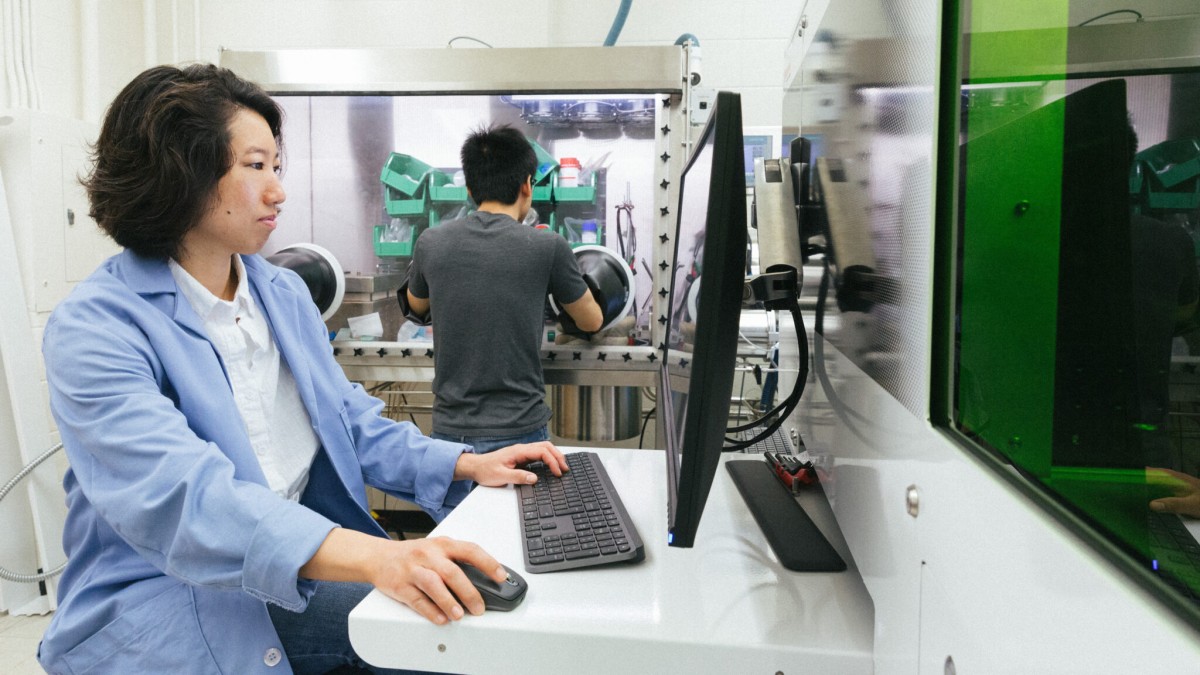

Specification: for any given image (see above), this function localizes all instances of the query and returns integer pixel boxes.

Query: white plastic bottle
[581,220,598,244]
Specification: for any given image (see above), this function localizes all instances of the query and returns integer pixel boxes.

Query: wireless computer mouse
[454,562,528,611]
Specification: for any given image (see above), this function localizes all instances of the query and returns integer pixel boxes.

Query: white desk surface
[349,447,875,674]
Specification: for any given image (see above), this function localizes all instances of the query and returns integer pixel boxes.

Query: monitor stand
[726,460,847,572]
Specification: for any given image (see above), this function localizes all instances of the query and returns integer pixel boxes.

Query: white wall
[547,1,796,127]
[18,0,798,127]
[2,0,801,319]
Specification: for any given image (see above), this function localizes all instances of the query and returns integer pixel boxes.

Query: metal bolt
[438,644,446,653]
[945,655,956,675]
[1014,199,1031,216]
[905,485,920,518]
[66,208,75,226]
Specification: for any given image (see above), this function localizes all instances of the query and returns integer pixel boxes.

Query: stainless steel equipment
[551,385,642,441]
[221,45,697,443]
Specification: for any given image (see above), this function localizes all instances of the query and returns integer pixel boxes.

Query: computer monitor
[662,91,748,548]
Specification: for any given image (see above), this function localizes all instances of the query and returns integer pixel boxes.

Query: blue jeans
[268,580,429,674]
[431,425,549,454]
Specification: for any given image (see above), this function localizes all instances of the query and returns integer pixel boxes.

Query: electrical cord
[1078,9,1143,27]
[638,406,656,449]
[447,36,494,48]
[810,259,876,444]
[0,442,67,583]
[615,203,634,260]
[723,300,808,449]
[401,392,419,426]
[739,333,767,352]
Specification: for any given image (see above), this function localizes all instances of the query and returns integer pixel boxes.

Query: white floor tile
[0,634,43,673]
[0,613,49,673]
[0,614,51,639]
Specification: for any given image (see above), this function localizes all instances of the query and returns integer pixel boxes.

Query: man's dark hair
[460,124,537,206]
[83,63,283,259]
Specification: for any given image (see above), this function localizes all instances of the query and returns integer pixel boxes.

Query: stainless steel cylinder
[550,386,642,441]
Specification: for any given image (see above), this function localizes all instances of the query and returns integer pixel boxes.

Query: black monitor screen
[663,91,747,548]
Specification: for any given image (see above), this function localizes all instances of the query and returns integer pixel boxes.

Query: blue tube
[604,0,632,46]
[674,33,700,46]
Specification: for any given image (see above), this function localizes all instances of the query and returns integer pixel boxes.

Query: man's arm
[563,289,603,333]
[406,289,430,319]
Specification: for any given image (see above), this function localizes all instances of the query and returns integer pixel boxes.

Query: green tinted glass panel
[953,1,1200,620]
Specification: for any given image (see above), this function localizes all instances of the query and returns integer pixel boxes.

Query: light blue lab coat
[37,250,471,674]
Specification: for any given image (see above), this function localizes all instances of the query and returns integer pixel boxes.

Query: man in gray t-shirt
[406,125,602,452]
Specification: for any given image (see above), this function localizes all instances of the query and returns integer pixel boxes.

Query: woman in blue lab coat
[36,63,566,674]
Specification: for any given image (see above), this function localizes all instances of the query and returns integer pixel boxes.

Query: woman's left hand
[453,441,569,486]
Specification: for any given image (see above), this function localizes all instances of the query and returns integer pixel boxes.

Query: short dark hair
[459,124,537,205]
[83,63,283,259]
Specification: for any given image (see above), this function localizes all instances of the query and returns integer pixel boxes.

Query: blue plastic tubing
[603,0,632,46]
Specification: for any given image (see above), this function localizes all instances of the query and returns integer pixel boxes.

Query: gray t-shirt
[408,211,589,436]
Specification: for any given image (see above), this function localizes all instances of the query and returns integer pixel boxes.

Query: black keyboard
[1147,510,1200,601]
[517,452,645,573]
[731,425,793,455]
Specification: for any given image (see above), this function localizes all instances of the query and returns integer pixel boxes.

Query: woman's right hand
[300,528,508,624]
[369,536,507,624]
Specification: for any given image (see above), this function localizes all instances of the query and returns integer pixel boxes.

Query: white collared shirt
[169,255,319,501]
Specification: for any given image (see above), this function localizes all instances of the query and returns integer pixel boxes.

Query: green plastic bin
[384,186,427,217]
[530,139,558,187]
[552,185,597,202]
[380,153,436,196]
[373,223,415,257]
[428,171,469,203]
[380,153,443,218]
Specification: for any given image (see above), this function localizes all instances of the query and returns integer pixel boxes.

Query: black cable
[638,406,656,449]
[1077,9,1142,27]
[728,369,795,431]
[723,300,808,449]
[615,205,630,259]
[400,393,419,426]
[723,396,797,451]
[727,300,807,433]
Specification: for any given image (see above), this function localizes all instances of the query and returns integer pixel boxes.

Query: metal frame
[964,16,1200,81]
[220,45,693,386]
